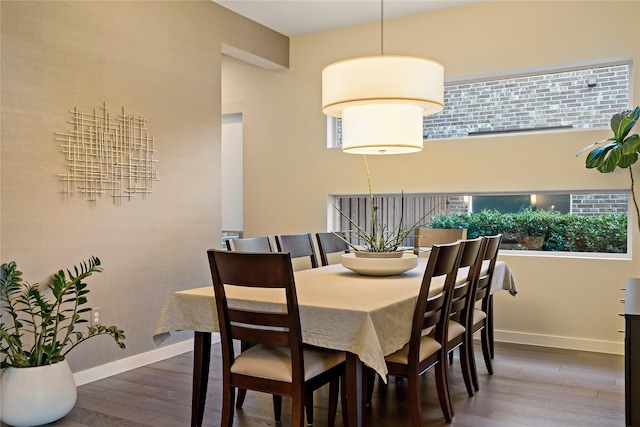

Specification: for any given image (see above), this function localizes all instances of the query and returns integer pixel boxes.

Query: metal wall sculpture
[55,103,158,206]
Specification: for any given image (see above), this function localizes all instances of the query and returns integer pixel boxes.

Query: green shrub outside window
[429,209,627,253]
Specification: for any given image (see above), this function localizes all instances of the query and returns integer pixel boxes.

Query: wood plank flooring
[6,342,624,427]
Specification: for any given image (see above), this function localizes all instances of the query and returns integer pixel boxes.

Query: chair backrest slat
[414,228,467,255]
[226,236,274,252]
[423,290,446,331]
[276,233,319,269]
[316,232,350,266]
[228,309,291,328]
[231,326,291,347]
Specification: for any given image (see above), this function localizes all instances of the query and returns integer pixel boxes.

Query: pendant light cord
[380,0,384,55]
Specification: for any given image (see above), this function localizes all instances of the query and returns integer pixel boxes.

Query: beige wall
[2,0,637,378]
[0,1,287,372]
[223,0,640,353]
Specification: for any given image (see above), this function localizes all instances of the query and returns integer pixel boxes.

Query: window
[330,61,631,147]
[333,192,628,254]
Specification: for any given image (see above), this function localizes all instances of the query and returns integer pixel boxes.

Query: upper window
[331,61,631,147]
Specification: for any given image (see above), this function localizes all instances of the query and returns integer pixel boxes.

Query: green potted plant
[0,256,126,426]
[577,106,640,424]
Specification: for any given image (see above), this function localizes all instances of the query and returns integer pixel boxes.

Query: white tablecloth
[153,259,517,378]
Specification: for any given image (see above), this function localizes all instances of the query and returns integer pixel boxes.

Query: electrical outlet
[91,307,101,326]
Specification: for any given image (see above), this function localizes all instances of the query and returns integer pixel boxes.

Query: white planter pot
[0,359,77,427]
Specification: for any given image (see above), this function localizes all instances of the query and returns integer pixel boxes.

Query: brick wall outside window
[571,193,628,215]
[423,63,630,139]
[336,62,630,143]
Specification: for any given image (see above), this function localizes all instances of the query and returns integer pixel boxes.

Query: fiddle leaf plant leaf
[597,145,623,173]
[612,108,640,141]
[621,134,640,156]
[578,106,640,236]
[584,143,618,171]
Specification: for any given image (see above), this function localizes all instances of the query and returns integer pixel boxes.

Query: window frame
[329,190,632,259]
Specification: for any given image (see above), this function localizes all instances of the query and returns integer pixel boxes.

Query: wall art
[55,103,158,206]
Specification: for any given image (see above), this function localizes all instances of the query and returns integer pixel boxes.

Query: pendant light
[322,0,444,155]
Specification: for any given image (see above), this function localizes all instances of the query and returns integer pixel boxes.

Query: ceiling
[213,0,487,37]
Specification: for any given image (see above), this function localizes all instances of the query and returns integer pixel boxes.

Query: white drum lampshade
[342,104,424,154]
[322,55,444,155]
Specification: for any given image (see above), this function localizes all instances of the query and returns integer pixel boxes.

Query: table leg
[192,331,211,427]
[345,352,364,427]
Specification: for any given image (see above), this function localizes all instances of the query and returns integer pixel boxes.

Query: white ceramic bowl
[341,252,419,276]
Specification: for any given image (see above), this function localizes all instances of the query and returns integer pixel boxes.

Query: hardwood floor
[11,342,624,427]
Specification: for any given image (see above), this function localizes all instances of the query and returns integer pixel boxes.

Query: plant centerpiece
[332,157,438,278]
[334,156,436,257]
[0,256,126,426]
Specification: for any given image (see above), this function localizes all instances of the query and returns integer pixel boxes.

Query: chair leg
[407,374,423,427]
[341,374,348,427]
[305,393,314,426]
[236,389,247,408]
[237,340,251,409]
[292,394,305,427]
[487,295,495,359]
[458,341,474,397]
[366,369,376,406]
[480,326,494,375]
[328,378,339,427]
[273,395,282,422]
[434,359,454,422]
[469,332,480,392]
[221,385,235,427]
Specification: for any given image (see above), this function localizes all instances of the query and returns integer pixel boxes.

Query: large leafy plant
[577,107,640,233]
[0,256,126,368]
[334,156,437,252]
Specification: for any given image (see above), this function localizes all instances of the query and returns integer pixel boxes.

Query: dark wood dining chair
[380,241,463,425]
[413,228,467,256]
[275,233,319,269]
[316,232,350,266]
[224,235,275,409]
[226,236,274,252]
[207,249,345,427]
[444,236,485,397]
[468,233,503,391]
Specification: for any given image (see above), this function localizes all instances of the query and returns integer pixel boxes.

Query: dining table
[153,258,517,427]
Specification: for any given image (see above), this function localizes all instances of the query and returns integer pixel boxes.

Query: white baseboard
[493,330,624,355]
[73,334,221,386]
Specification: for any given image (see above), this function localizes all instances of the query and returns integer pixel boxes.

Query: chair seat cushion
[473,308,487,325]
[231,344,345,383]
[384,335,442,365]
[448,319,465,341]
